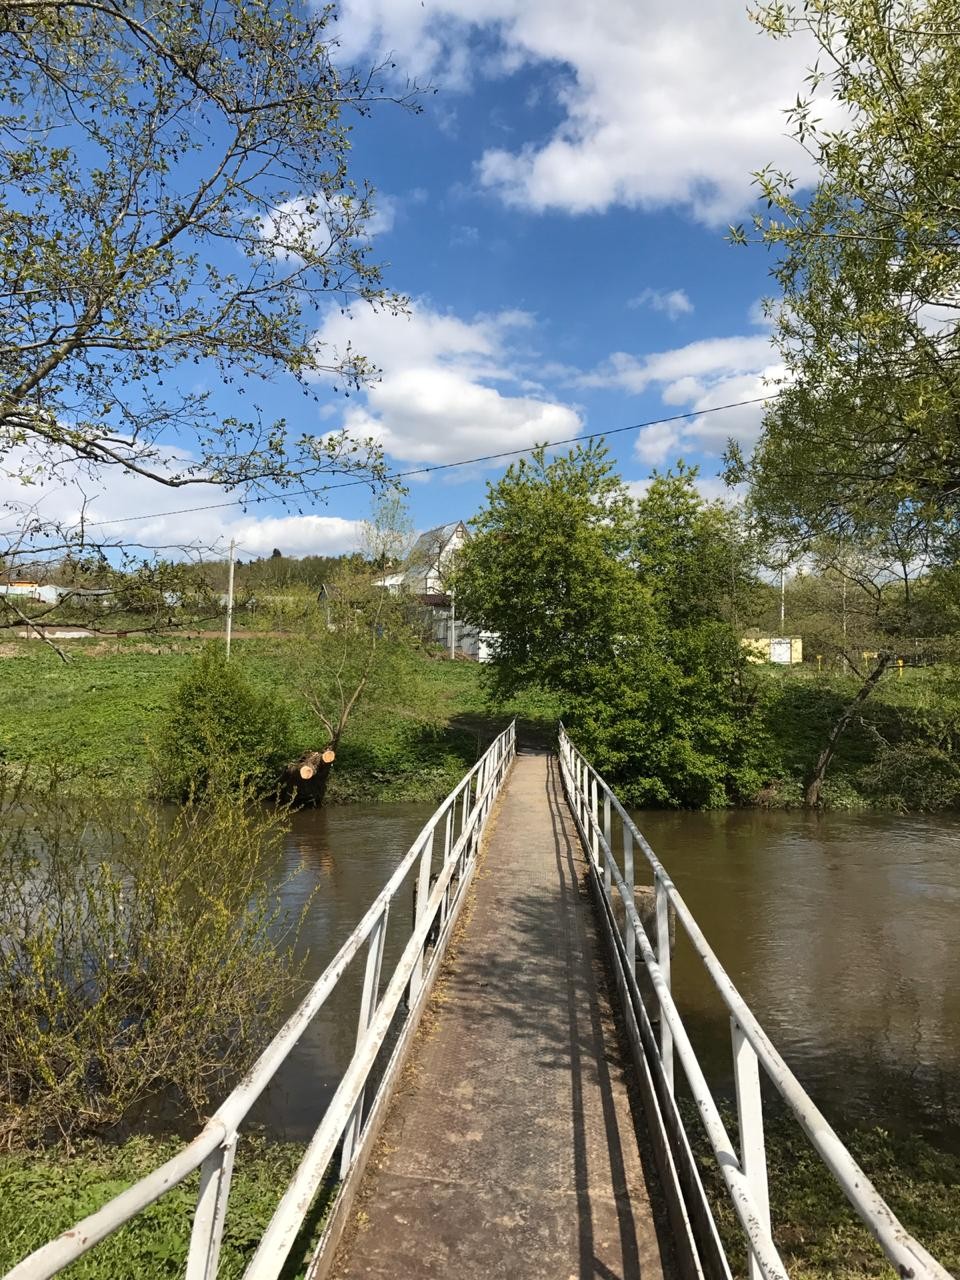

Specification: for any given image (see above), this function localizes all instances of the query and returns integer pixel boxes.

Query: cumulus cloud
[628,288,694,320]
[313,300,582,465]
[580,330,782,465]
[333,0,820,222]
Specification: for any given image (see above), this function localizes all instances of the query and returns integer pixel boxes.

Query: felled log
[282,746,336,806]
[297,747,336,780]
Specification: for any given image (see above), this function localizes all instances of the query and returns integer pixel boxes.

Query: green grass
[0,1135,331,1280]
[1,637,558,802]
[683,1102,960,1279]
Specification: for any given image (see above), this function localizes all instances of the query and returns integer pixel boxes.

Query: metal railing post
[341,908,389,1176]
[409,835,434,998]
[732,1017,771,1280]
[602,792,612,898]
[589,774,599,865]
[655,874,674,1092]
[623,821,635,971]
[185,1136,237,1280]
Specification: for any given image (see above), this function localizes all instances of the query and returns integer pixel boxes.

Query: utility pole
[779,562,786,631]
[449,589,456,659]
[225,537,236,660]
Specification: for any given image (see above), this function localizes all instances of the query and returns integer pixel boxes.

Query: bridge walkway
[329,751,670,1280]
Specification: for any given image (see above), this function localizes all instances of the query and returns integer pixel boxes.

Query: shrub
[0,773,305,1147]
[156,643,292,800]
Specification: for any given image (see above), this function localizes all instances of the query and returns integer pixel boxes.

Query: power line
[84,393,773,532]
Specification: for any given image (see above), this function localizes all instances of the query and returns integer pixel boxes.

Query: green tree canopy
[454,443,650,699]
[457,446,768,808]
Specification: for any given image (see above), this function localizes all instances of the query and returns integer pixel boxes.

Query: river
[257,801,960,1155]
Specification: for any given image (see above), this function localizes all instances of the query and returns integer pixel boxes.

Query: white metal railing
[558,724,951,1280]
[7,720,517,1280]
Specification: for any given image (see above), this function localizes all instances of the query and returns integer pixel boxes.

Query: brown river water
[254,801,960,1155]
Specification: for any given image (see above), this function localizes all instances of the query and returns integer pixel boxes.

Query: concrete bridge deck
[329,751,670,1280]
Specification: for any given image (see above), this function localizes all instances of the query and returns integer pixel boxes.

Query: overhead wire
[84,392,773,532]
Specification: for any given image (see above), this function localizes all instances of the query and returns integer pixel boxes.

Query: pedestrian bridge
[6,725,952,1280]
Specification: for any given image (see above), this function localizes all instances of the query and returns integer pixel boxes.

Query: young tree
[0,0,408,564]
[798,521,935,805]
[286,495,415,804]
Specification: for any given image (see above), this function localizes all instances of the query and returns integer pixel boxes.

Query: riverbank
[0,1135,327,1279]
[3,637,958,809]
[0,636,556,803]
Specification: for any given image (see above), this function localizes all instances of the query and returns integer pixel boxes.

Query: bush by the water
[156,643,292,800]
[0,773,306,1147]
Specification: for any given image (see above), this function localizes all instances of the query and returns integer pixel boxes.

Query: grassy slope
[1,637,557,801]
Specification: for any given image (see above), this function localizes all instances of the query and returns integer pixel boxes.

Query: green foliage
[0,1135,329,1279]
[735,0,960,541]
[568,623,769,808]
[684,1101,960,1278]
[0,775,306,1146]
[156,643,292,800]
[459,451,769,807]
[456,442,649,699]
[761,665,960,810]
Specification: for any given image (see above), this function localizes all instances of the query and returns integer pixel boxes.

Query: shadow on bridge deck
[327,751,673,1280]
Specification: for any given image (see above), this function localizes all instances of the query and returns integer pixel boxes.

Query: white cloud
[0,450,364,562]
[313,300,582,464]
[260,191,396,261]
[628,288,693,320]
[581,335,774,395]
[579,327,782,465]
[333,0,821,222]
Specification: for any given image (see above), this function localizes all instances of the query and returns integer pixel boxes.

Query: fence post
[655,875,674,1092]
[341,908,389,1176]
[732,1017,771,1280]
[186,1136,237,1280]
[623,821,635,971]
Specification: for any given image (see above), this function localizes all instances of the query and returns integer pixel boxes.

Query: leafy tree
[582,468,768,807]
[730,0,960,539]
[0,0,409,566]
[455,443,649,699]
[457,447,768,807]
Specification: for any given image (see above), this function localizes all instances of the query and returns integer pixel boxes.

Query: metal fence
[557,724,951,1280]
[7,721,517,1280]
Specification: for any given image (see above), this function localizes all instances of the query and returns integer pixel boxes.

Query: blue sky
[18,0,822,561]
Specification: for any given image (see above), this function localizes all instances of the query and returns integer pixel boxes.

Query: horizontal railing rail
[558,723,951,1280]
[7,720,517,1280]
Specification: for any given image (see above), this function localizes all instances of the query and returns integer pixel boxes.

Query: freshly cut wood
[296,747,336,780]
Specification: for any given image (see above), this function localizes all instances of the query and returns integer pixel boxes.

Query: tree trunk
[805,653,893,808]
[282,745,336,807]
